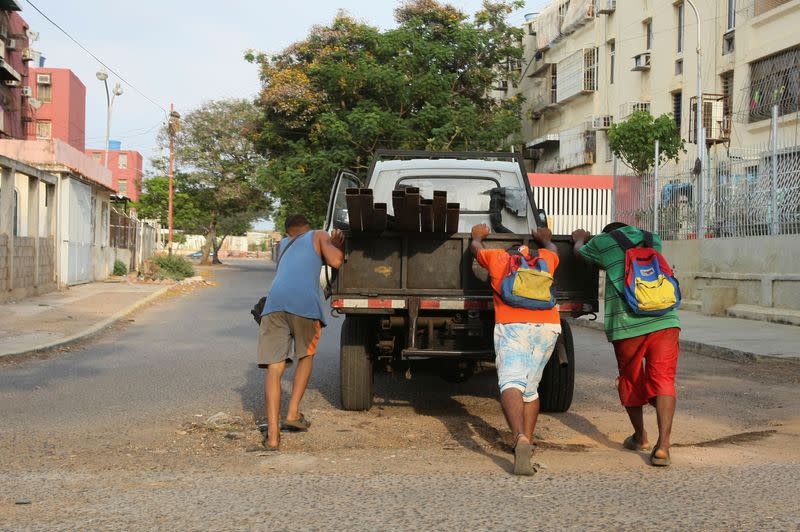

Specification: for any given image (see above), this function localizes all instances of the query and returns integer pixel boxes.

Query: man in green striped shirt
[573,222,681,467]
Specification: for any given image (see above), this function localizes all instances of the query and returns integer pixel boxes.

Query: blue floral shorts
[494,322,561,402]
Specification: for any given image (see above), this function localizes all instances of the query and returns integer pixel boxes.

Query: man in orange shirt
[471,223,561,476]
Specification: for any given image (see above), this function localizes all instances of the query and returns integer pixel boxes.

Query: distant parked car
[187,250,215,258]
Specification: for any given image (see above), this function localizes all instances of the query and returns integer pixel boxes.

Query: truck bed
[333,232,599,316]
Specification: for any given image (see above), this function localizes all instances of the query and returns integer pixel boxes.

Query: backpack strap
[607,229,635,250]
[275,232,302,270]
[641,230,654,248]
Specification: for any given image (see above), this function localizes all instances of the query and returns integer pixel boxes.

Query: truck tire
[340,316,374,411]
[538,319,575,413]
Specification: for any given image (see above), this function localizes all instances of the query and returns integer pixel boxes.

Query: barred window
[748,47,800,123]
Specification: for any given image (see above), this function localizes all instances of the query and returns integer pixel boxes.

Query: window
[748,47,800,122]
[672,91,682,132]
[92,152,102,163]
[727,0,736,31]
[608,40,615,85]
[36,121,51,140]
[118,179,128,194]
[37,82,52,103]
[645,19,653,51]
[675,59,683,76]
[549,64,558,104]
[721,71,734,126]
[118,153,128,169]
[677,3,684,53]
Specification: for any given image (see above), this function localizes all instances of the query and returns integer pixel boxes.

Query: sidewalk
[0,281,171,358]
[570,303,800,363]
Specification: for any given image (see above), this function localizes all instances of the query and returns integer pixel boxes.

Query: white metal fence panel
[66,179,93,285]
[532,186,612,235]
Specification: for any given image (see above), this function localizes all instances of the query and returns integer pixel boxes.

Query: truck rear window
[395,177,499,212]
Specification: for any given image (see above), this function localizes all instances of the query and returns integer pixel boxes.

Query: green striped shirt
[579,226,681,342]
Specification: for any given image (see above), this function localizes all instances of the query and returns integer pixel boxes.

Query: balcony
[619,101,651,120]
[556,47,598,103]
[0,58,21,84]
[559,125,596,171]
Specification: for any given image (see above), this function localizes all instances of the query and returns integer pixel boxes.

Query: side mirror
[535,209,548,228]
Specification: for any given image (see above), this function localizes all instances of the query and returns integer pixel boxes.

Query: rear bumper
[331,297,596,316]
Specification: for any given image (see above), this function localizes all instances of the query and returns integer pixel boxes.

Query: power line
[23,0,168,115]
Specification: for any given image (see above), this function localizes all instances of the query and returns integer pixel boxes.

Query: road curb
[566,318,798,365]
[0,286,172,359]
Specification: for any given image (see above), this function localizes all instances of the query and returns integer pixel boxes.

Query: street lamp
[685,0,704,236]
[96,68,123,168]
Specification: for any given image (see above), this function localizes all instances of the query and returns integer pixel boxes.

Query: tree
[608,111,686,176]
[135,174,204,232]
[159,99,272,264]
[247,0,525,227]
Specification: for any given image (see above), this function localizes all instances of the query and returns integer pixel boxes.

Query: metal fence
[110,207,159,270]
[614,140,800,240]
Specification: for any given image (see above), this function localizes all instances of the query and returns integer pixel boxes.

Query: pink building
[27,68,86,152]
[84,148,143,202]
[0,7,33,140]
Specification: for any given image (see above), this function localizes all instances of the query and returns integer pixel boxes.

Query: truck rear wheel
[340,316,374,411]
[538,319,575,413]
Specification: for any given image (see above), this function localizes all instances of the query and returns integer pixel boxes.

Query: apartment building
[26,68,86,152]
[507,0,800,174]
[0,5,33,140]
[85,147,143,202]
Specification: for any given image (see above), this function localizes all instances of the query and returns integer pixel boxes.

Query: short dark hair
[284,214,310,232]
[602,222,629,234]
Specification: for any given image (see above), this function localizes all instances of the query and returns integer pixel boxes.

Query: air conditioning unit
[36,73,51,85]
[597,0,616,14]
[6,39,18,50]
[21,86,32,97]
[587,114,613,130]
[704,100,727,142]
[494,79,509,91]
[632,52,651,71]
[21,48,34,61]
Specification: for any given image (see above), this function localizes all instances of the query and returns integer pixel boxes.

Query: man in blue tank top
[258,214,344,450]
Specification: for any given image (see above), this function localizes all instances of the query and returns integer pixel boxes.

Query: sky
[21,0,549,228]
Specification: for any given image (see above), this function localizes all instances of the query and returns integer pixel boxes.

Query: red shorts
[612,328,680,407]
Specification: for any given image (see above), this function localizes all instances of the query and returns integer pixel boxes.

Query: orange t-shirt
[476,247,560,325]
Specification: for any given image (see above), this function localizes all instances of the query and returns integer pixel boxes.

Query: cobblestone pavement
[1,260,798,530]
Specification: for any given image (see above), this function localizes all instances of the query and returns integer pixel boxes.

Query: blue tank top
[263,231,326,325]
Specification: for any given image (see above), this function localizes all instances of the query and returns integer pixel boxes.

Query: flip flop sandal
[623,434,651,452]
[281,414,311,432]
[261,430,280,452]
[512,434,536,476]
[650,447,671,467]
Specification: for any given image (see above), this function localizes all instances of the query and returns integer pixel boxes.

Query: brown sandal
[512,434,536,476]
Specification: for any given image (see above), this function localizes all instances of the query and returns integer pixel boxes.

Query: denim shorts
[494,322,561,402]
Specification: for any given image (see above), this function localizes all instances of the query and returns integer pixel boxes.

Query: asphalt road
[1,259,799,530]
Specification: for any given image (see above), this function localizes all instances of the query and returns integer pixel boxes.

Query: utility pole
[167,104,181,255]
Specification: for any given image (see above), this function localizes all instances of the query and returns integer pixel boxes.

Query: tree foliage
[608,111,686,176]
[247,0,526,227]
[155,99,272,264]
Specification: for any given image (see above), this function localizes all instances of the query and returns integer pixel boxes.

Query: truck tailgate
[335,232,598,314]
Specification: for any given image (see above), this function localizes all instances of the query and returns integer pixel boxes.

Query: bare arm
[470,224,490,256]
[316,229,345,269]
[571,229,591,258]
[531,227,557,253]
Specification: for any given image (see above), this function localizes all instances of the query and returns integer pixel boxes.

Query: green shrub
[153,254,195,280]
[260,241,268,252]
[113,259,128,276]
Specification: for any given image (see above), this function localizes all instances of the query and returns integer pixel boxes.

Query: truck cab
[325,151,598,412]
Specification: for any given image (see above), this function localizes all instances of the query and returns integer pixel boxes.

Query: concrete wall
[664,235,800,311]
